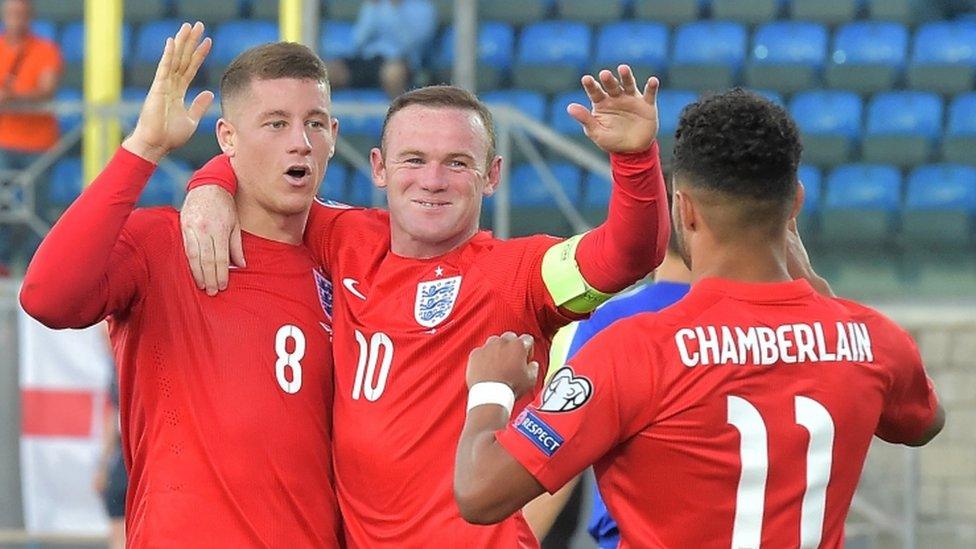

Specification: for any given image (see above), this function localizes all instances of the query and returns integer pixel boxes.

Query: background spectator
[326,0,436,98]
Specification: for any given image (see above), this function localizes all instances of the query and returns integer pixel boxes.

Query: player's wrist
[122,134,167,164]
[466,381,516,418]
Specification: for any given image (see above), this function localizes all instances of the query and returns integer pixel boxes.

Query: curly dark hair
[672,88,801,206]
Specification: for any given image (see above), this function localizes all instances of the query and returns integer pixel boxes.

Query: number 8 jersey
[496,277,940,549]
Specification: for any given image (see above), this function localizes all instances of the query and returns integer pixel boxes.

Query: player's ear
[675,190,697,233]
[790,181,805,221]
[370,147,387,189]
[216,118,237,157]
[328,117,339,159]
[482,155,502,197]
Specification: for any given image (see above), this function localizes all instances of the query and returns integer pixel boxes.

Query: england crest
[414,275,462,328]
[313,268,333,321]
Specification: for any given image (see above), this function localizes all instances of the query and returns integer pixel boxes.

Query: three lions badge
[414,275,462,328]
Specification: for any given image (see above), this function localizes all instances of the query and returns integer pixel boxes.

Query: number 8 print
[275,325,305,394]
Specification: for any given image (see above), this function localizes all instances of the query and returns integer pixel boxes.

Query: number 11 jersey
[497,277,939,548]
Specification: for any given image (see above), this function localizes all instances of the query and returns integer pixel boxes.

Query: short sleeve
[495,320,656,493]
[875,325,939,444]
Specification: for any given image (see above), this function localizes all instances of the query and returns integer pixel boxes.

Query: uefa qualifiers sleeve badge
[538,366,593,413]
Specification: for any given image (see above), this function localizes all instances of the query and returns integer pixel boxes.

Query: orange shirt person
[0,0,62,156]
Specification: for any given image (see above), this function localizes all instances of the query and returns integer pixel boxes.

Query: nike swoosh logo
[342,278,366,300]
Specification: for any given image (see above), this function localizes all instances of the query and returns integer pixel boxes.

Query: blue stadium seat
[61,22,132,89]
[514,21,592,93]
[657,90,699,137]
[791,91,862,139]
[54,87,82,136]
[908,21,976,94]
[549,90,588,135]
[331,89,388,136]
[863,91,943,167]
[592,22,668,78]
[510,163,583,208]
[670,21,747,92]
[798,164,823,214]
[747,22,828,94]
[797,163,822,236]
[906,164,976,211]
[790,90,862,167]
[482,90,547,121]
[319,21,356,61]
[944,92,976,165]
[434,22,515,90]
[751,21,828,68]
[349,171,381,207]
[30,20,57,42]
[129,20,185,88]
[134,20,184,63]
[140,160,190,207]
[48,157,82,207]
[517,21,591,69]
[331,89,387,158]
[828,22,908,94]
[947,92,976,136]
[657,90,698,166]
[207,21,278,85]
[822,163,902,245]
[903,164,976,246]
[61,21,132,64]
[583,171,611,209]
[911,22,976,65]
[317,162,351,204]
[866,92,943,138]
[210,20,278,64]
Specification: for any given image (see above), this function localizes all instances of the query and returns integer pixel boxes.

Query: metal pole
[280,0,319,49]
[493,118,511,239]
[452,0,477,92]
[903,448,919,549]
[83,0,122,185]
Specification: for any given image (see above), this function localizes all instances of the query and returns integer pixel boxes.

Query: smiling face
[218,77,337,223]
[371,104,501,258]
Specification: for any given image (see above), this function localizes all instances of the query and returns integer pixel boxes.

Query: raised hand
[123,22,214,163]
[786,217,834,297]
[568,65,659,154]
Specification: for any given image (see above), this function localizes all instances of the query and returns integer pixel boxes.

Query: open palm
[130,22,213,160]
[568,65,659,154]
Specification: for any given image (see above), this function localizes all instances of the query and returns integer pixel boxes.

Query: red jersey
[306,205,574,547]
[184,144,671,547]
[497,278,939,549]
[20,150,340,547]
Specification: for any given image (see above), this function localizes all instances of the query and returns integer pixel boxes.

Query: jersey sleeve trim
[541,234,615,314]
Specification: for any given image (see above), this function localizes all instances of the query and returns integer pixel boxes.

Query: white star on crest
[434,266,444,277]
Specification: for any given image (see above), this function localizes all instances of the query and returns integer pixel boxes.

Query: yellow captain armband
[541,234,615,314]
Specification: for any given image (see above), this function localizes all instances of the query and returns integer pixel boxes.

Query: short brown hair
[219,42,330,113]
[381,85,496,165]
